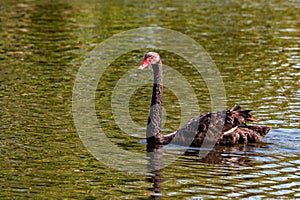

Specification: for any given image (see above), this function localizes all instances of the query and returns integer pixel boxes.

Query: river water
[0,0,299,199]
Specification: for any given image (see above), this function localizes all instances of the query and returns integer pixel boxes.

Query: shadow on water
[145,128,300,199]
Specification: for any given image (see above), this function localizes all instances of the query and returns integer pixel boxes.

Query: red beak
[138,58,150,70]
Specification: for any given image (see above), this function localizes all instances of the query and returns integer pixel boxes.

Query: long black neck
[146,62,164,144]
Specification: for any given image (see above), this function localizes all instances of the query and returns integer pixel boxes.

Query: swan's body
[139,52,270,147]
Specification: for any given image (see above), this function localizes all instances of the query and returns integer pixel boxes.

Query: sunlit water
[0,0,299,199]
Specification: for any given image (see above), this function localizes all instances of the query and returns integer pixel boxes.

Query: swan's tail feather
[233,110,258,122]
[229,106,258,127]
[230,104,242,111]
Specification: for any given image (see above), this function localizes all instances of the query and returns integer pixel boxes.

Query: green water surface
[0,0,299,199]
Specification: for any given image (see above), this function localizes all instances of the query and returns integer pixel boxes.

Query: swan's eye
[143,52,149,59]
[144,52,153,60]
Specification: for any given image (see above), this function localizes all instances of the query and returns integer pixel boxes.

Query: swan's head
[138,52,161,70]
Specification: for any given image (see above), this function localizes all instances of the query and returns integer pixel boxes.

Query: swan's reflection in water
[145,143,267,199]
[146,144,164,200]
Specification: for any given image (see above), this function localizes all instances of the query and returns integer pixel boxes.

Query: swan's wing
[164,111,226,146]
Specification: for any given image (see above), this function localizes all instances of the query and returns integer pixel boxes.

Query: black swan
[138,52,271,147]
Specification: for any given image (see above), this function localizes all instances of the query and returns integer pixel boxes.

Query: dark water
[1,0,299,199]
